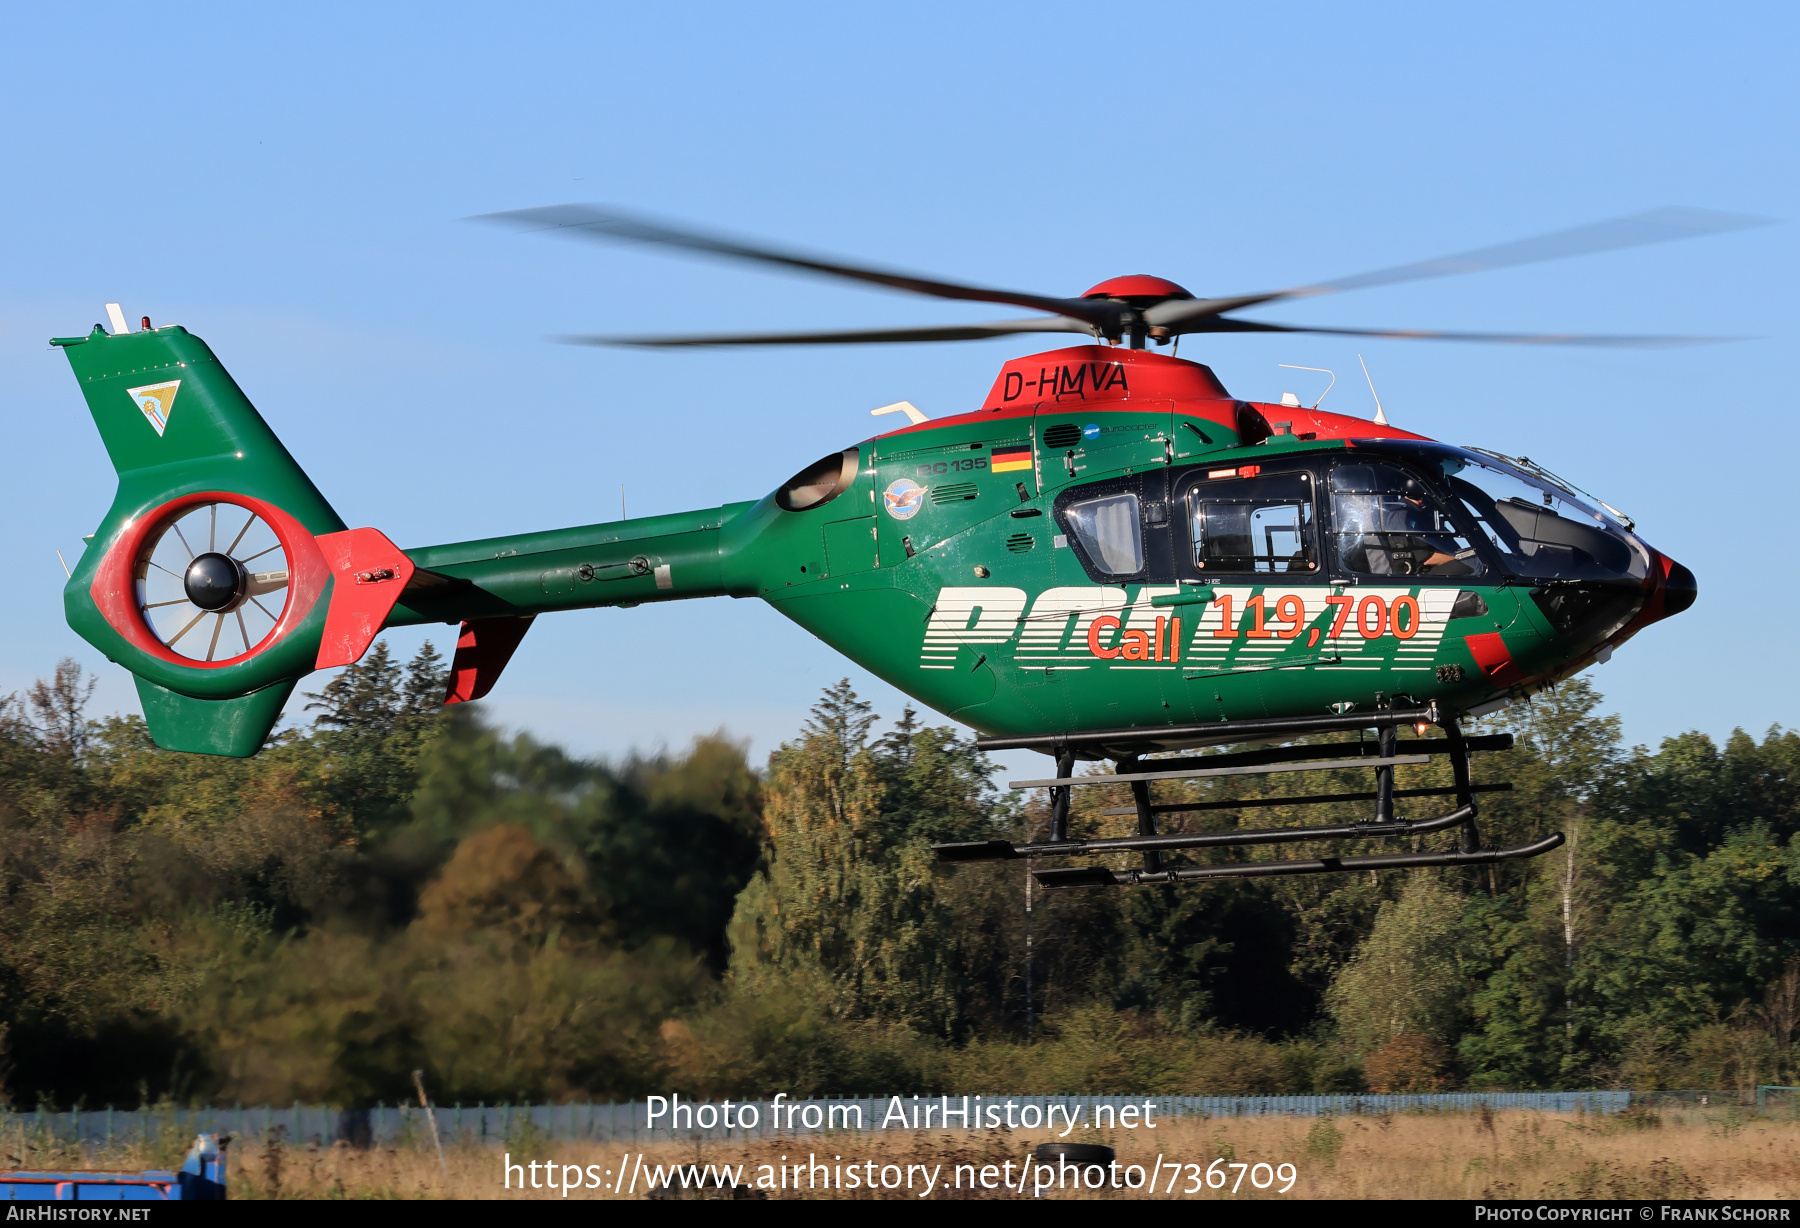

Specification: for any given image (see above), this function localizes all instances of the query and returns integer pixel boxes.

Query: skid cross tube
[936,706,1547,888]
[936,803,1478,863]
[1098,781,1514,817]
[1034,832,1566,889]
[1009,754,1430,791]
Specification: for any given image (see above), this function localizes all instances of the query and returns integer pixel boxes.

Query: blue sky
[2,3,1793,777]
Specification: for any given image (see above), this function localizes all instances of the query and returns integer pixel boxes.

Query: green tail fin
[54,320,355,756]
[51,323,345,532]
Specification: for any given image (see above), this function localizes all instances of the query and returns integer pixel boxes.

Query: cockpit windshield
[1425,449,1649,584]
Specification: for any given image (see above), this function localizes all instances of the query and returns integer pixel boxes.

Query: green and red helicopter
[52,206,1754,888]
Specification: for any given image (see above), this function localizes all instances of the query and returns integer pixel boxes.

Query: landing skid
[933,703,1562,889]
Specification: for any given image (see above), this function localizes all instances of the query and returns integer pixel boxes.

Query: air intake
[1042,424,1081,449]
[932,482,978,504]
[1006,533,1036,553]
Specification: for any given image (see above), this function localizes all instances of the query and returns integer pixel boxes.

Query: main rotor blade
[476,204,1112,328]
[1148,206,1775,328]
[558,316,1095,348]
[1181,316,1737,348]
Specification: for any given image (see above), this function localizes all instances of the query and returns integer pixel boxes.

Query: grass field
[14,1108,1797,1199]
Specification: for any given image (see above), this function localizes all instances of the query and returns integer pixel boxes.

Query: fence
[1756,1086,1800,1117]
[2,1091,1641,1149]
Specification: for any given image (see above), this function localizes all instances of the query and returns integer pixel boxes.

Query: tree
[1365,1033,1452,1093]
[26,659,96,759]
[303,639,450,832]
[305,640,445,738]
[727,682,1008,1036]
[1573,824,1800,1054]
[414,824,600,945]
[1327,872,1472,1054]
[804,677,877,768]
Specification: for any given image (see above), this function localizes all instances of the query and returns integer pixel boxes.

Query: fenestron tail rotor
[135,501,291,663]
[476,203,1771,351]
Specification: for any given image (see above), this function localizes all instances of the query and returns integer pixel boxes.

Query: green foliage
[0,645,758,1106]
[177,928,705,1105]
[726,684,1007,1036]
[2,659,1798,1108]
[1327,873,1472,1051]
[1304,1117,1345,1162]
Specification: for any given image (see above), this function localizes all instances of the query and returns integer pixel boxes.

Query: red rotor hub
[1081,275,1194,302]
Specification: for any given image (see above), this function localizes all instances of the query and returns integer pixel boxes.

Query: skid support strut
[1118,755,1160,874]
[1047,748,1074,842]
[1374,723,1398,823]
[1441,716,1483,854]
[933,703,1556,888]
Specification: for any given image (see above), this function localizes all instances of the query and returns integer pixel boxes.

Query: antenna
[104,303,130,335]
[871,401,929,426]
[1358,354,1390,426]
[620,484,627,520]
[1277,364,1336,408]
[56,550,70,578]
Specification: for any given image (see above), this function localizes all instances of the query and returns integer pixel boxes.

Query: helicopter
[50,205,1752,890]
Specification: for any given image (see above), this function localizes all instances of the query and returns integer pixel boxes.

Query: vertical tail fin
[55,319,406,756]
[53,321,344,529]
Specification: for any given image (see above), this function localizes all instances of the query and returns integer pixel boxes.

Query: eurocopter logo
[127,380,180,437]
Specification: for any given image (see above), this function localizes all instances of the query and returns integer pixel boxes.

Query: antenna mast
[1358,354,1390,426]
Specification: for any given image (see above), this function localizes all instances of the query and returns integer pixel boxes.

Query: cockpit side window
[1187,471,1319,576]
[1328,461,1483,580]
[1063,492,1145,577]
[1437,456,1647,583]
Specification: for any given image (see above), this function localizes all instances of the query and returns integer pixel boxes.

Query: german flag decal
[991,447,1031,473]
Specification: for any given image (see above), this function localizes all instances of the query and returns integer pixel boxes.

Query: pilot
[1339,475,1469,576]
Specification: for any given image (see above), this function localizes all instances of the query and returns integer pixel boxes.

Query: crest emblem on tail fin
[126,379,180,436]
